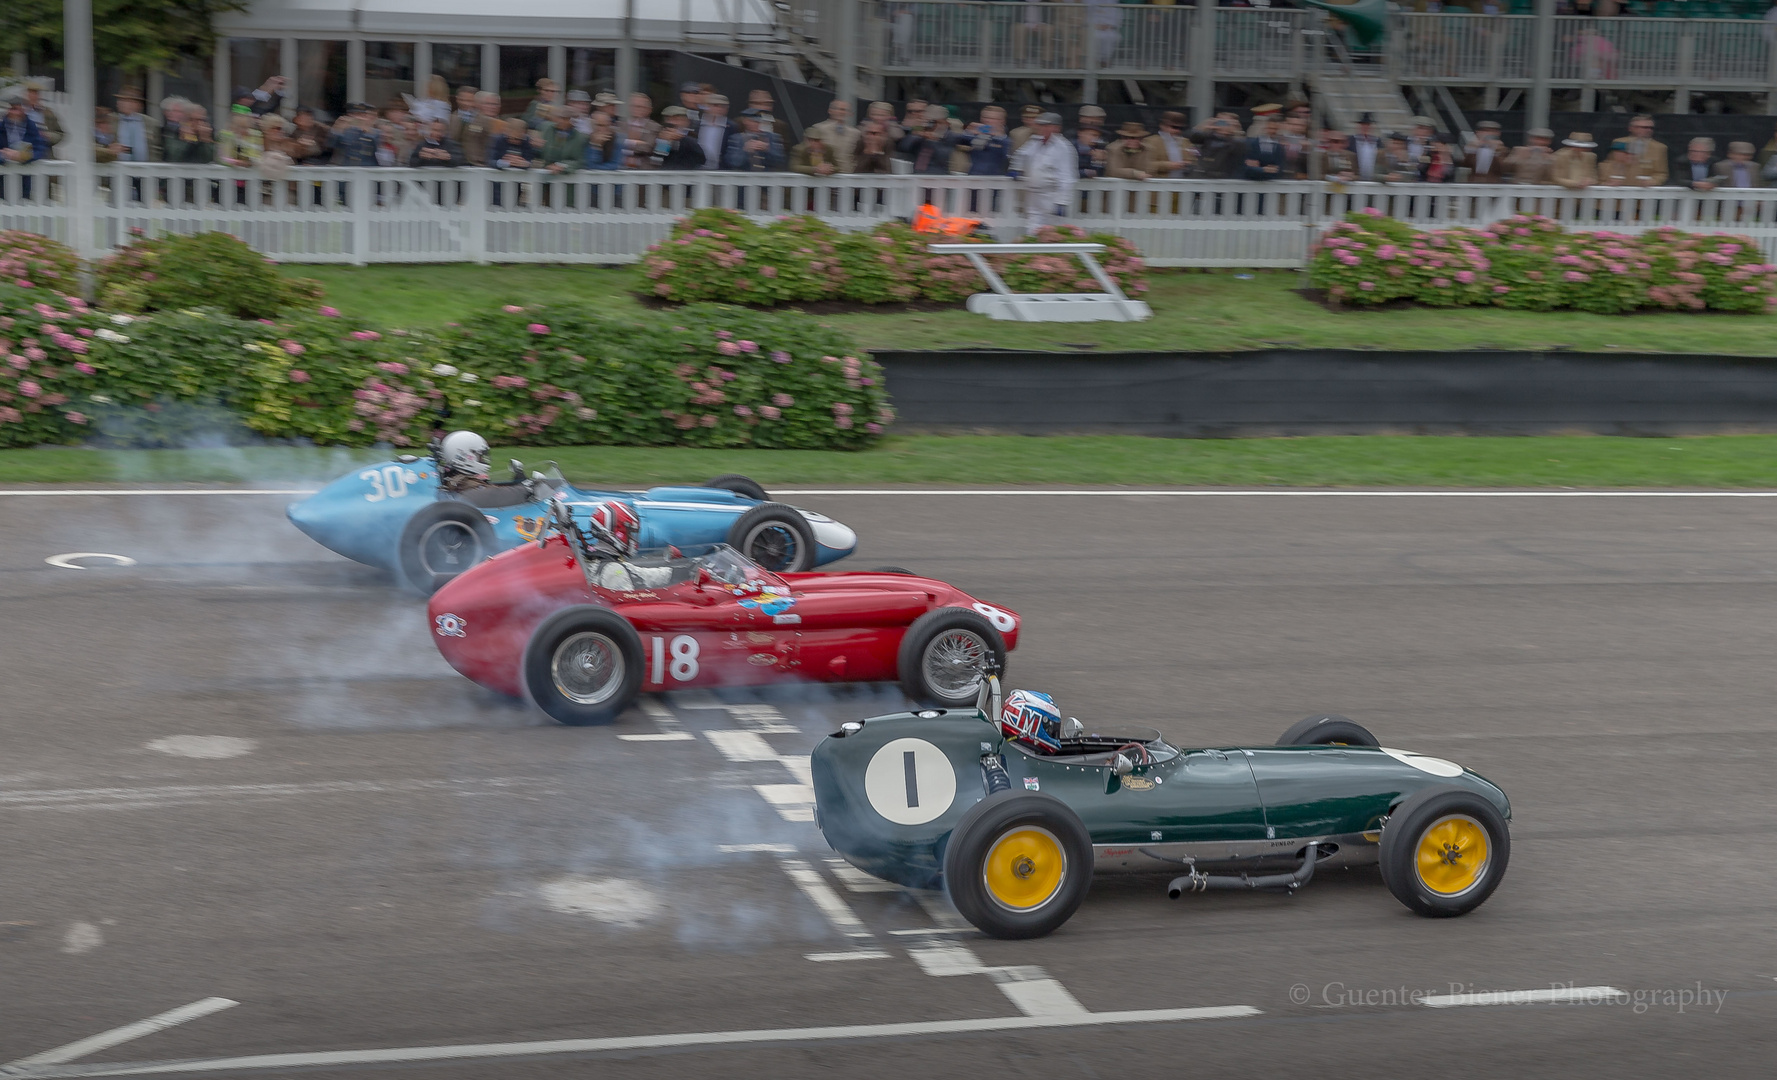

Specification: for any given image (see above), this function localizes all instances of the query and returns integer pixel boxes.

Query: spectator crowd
[9,74,1777,218]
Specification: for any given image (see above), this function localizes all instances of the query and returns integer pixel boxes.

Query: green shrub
[0,284,104,447]
[1310,210,1777,314]
[834,228,922,304]
[0,231,81,294]
[998,225,1149,297]
[95,231,325,319]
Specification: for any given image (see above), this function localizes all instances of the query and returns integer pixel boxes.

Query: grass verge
[7,435,1777,488]
[287,264,1777,356]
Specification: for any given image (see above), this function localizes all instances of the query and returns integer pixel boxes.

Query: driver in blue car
[436,430,495,494]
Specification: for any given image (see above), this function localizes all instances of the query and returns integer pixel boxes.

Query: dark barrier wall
[874,350,1777,436]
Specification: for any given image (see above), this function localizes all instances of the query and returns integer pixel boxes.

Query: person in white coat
[1012,112,1077,234]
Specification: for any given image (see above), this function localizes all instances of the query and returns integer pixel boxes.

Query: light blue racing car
[287,435,857,593]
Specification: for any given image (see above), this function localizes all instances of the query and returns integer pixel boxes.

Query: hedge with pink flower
[0,234,887,451]
[1310,210,1777,314]
[642,210,1148,306]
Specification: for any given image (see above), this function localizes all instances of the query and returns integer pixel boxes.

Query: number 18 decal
[651,634,700,684]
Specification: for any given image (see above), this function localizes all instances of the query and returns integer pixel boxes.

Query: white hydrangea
[94,328,130,343]
[109,314,135,325]
[459,372,479,383]
[243,342,262,351]
[432,363,459,377]
[463,398,482,407]
[90,394,113,404]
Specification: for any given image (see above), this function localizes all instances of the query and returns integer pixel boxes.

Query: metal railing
[10,163,1777,268]
[1390,12,1777,87]
[865,1,1196,77]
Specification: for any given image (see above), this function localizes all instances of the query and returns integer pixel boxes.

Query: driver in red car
[580,500,678,592]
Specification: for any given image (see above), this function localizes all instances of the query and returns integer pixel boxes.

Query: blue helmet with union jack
[1000,689,1063,753]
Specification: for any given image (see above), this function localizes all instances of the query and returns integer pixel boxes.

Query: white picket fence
[7,162,1777,266]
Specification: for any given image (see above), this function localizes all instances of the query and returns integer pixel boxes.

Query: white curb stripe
[6,998,239,1068]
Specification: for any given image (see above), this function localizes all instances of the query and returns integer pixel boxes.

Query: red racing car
[426,498,1020,725]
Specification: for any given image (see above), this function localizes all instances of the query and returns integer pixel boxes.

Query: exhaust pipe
[1168,843,1321,900]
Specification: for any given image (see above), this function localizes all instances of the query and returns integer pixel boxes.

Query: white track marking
[5,1007,1260,1077]
[718,843,797,854]
[0,778,544,813]
[910,890,974,930]
[753,784,815,822]
[1421,986,1628,1008]
[620,699,693,741]
[705,731,780,763]
[616,733,696,742]
[13,486,1777,499]
[44,553,137,570]
[537,878,660,928]
[724,703,799,735]
[707,731,815,794]
[775,856,881,963]
[804,951,892,962]
[4,998,239,1068]
[825,860,901,893]
[666,689,725,709]
[888,927,974,935]
[60,922,103,954]
[907,944,1088,1018]
[144,736,256,760]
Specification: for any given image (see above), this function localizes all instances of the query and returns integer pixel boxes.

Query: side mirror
[510,459,525,482]
[1112,754,1135,777]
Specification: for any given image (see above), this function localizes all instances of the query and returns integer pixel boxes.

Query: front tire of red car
[943,791,1093,940]
[899,608,1007,708]
[522,606,645,726]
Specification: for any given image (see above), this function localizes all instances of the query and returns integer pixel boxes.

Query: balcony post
[840,0,860,112]
[1673,24,1694,114]
[64,0,97,262]
[1190,0,1217,125]
[1528,0,1554,133]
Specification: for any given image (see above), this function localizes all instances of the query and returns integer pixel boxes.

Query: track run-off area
[1,486,1773,1079]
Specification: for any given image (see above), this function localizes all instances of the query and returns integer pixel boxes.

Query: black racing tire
[1275,714,1380,748]
[943,791,1093,940]
[704,474,770,502]
[872,566,915,575]
[521,606,645,726]
[1379,785,1511,918]
[727,502,816,573]
[898,608,1007,708]
[397,501,497,595]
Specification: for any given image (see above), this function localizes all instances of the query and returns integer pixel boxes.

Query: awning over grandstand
[213,0,773,42]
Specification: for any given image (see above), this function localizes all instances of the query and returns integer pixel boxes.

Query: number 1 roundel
[863,738,957,826]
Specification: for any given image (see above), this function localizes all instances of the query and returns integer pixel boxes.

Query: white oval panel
[863,737,958,826]
[971,603,1016,632]
[1380,747,1466,778]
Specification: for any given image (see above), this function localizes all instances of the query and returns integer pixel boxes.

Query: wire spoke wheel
[923,629,987,697]
[418,520,482,576]
[1414,814,1491,897]
[552,631,626,706]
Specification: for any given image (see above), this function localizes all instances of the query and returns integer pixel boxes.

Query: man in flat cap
[1506,127,1556,185]
[1551,132,1598,190]
[1013,111,1078,233]
[804,98,860,174]
[1713,141,1762,189]
[1143,111,1197,178]
[113,86,153,162]
[1462,120,1508,183]
[1010,104,1045,152]
[1105,120,1151,180]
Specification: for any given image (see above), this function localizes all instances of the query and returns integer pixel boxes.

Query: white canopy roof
[215,0,774,42]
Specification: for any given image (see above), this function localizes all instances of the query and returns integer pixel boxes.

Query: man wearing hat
[1551,132,1598,190]
[1012,111,1078,233]
[1462,120,1508,184]
[1406,115,1444,168]
[804,98,860,174]
[565,89,594,136]
[1246,102,1281,138]
[1351,112,1381,182]
[1712,141,1762,189]
[1010,104,1045,152]
[21,80,63,151]
[113,86,153,162]
[724,109,786,171]
[1106,120,1152,180]
[696,93,732,170]
[654,105,705,170]
[1073,104,1106,142]
[522,78,563,130]
[1142,111,1197,178]
[1505,127,1555,184]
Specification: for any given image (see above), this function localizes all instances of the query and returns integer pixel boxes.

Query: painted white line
[0,489,315,496]
[910,889,974,931]
[705,730,780,763]
[996,978,1089,1019]
[770,489,1777,498]
[718,843,798,854]
[905,944,1087,1018]
[724,703,799,735]
[44,552,137,570]
[888,927,974,936]
[753,784,815,822]
[667,689,726,709]
[10,1007,1261,1077]
[0,778,543,813]
[1420,986,1627,1009]
[804,951,892,962]
[637,699,679,724]
[777,756,813,787]
[825,860,902,894]
[777,857,875,943]
[5,997,239,1068]
[617,733,696,742]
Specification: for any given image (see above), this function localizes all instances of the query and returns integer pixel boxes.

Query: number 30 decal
[972,603,1016,632]
[651,634,700,684]
[360,465,414,502]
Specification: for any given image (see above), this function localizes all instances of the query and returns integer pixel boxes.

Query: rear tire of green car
[1275,714,1379,747]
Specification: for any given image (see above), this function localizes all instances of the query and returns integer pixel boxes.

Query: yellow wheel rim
[1414,814,1491,896]
[983,827,1066,912]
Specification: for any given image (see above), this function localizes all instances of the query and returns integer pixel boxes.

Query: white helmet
[438,430,490,478]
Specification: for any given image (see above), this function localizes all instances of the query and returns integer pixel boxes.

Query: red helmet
[586,500,641,557]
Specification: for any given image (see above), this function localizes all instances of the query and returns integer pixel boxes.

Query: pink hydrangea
[0,407,18,423]
[737,340,758,353]
[17,380,39,397]
[772,393,794,407]
[350,330,381,341]
[74,361,95,374]
[770,350,791,363]
[759,406,781,420]
[66,411,87,425]
[319,306,341,317]
[865,422,883,434]
[281,340,305,356]
[528,323,550,335]
[717,341,741,356]
[1359,281,1376,291]
[376,361,408,375]
[832,402,854,416]
[835,416,853,429]
[502,305,525,313]
[734,405,753,417]
[1455,271,1475,284]
[288,369,310,383]
[716,330,733,339]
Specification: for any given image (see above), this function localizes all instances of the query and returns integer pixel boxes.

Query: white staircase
[1313,69,1416,135]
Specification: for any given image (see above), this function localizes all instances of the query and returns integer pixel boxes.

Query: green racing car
[810,678,1512,939]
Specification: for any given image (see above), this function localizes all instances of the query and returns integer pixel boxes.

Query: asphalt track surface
[3,486,1775,1078]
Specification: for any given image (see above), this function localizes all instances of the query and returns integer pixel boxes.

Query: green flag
[1300,0,1389,47]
